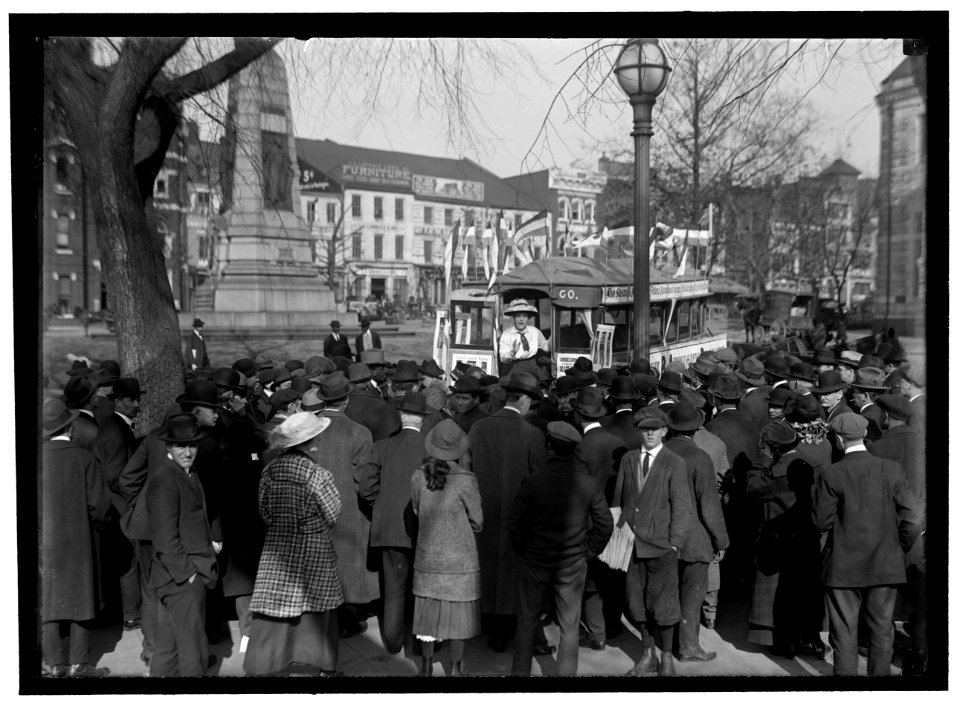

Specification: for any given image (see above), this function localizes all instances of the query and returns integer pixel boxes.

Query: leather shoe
[340,619,368,639]
[123,618,141,631]
[487,637,507,653]
[42,664,68,678]
[658,652,677,676]
[66,663,110,678]
[579,635,606,651]
[625,647,659,676]
[678,648,717,662]
[799,638,827,658]
[769,644,797,659]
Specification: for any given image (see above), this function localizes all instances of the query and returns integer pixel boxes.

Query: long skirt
[412,596,481,641]
[243,610,339,676]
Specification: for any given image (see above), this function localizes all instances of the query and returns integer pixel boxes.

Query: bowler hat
[425,419,470,461]
[629,358,655,376]
[42,397,79,438]
[450,376,482,395]
[830,413,869,440]
[851,367,887,392]
[763,355,790,379]
[212,367,246,393]
[858,354,885,370]
[546,421,582,445]
[571,387,607,419]
[320,371,353,401]
[811,370,845,394]
[393,360,422,383]
[553,375,582,396]
[608,376,638,402]
[96,359,121,380]
[232,358,258,377]
[710,375,744,401]
[272,412,331,449]
[788,362,817,384]
[109,377,145,400]
[332,355,353,371]
[158,413,208,443]
[347,363,373,384]
[500,372,541,399]
[735,357,766,387]
[766,387,794,408]
[177,379,221,409]
[420,359,445,379]
[665,401,704,432]
[285,359,305,372]
[876,394,914,421]
[269,388,300,412]
[503,298,538,315]
[300,388,325,413]
[63,375,96,409]
[761,420,798,447]
[811,348,837,366]
[597,368,618,388]
[192,318,205,328]
[291,376,313,397]
[359,318,371,328]
[66,360,91,377]
[658,371,683,394]
[634,406,668,429]
[397,391,431,415]
[258,368,277,386]
[565,356,597,384]
[361,349,388,368]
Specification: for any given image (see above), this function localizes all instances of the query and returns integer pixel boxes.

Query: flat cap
[634,406,668,429]
[829,413,869,440]
[269,387,300,411]
[875,394,914,421]
[546,421,582,445]
[714,347,738,364]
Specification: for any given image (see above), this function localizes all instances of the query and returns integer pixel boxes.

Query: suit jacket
[601,410,645,450]
[575,425,627,504]
[354,330,382,354]
[812,449,922,588]
[860,402,887,444]
[666,436,729,563]
[357,427,425,549]
[693,426,731,481]
[508,453,613,567]
[146,457,218,592]
[118,430,169,540]
[825,397,855,423]
[94,412,139,513]
[71,410,100,453]
[870,424,924,508]
[184,330,209,369]
[454,404,488,435]
[739,387,770,432]
[347,387,401,441]
[704,408,761,481]
[612,444,693,558]
[323,332,352,359]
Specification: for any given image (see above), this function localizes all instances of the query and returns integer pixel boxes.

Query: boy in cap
[812,413,923,676]
[499,298,549,378]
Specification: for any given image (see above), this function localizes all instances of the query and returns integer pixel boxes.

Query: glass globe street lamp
[614,38,670,360]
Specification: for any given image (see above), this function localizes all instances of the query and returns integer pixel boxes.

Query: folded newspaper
[597,507,634,572]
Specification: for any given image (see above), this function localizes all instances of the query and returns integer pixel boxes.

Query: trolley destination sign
[602,278,710,305]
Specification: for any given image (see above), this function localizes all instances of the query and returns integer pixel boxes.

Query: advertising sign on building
[297,161,341,193]
[413,174,484,202]
[341,161,412,189]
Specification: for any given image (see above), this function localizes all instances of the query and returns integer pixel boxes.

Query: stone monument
[193,49,334,327]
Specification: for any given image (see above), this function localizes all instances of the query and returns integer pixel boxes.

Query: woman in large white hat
[243,412,344,677]
[498,298,549,378]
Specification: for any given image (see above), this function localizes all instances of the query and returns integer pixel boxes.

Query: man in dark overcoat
[612,409,693,677]
[41,398,113,678]
[449,375,488,434]
[184,317,210,371]
[600,376,645,450]
[508,422,613,677]
[345,362,401,440]
[466,372,547,652]
[849,367,889,443]
[91,360,121,428]
[355,318,382,354]
[812,413,922,676]
[736,357,770,432]
[664,402,730,663]
[323,320,353,359]
[314,371,379,638]
[145,414,219,677]
[63,375,100,452]
[357,391,430,654]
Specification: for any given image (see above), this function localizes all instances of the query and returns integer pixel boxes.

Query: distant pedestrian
[323,320,353,360]
[185,318,210,372]
[355,318,382,354]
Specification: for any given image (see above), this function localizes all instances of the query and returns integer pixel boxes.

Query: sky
[287,37,906,180]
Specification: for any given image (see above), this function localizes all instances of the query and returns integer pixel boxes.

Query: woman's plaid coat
[249,448,344,618]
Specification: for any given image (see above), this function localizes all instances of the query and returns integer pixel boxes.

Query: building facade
[875,56,926,336]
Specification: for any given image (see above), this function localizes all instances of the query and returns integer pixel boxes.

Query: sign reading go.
[552,287,600,307]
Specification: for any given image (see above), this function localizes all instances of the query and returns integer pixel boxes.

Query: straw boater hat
[271,412,331,450]
[503,298,538,315]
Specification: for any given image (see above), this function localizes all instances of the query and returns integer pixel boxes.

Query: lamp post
[614,38,670,360]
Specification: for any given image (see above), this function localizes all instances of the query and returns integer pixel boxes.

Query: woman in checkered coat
[243,413,345,677]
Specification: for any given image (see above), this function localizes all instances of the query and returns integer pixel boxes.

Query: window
[327,202,337,224]
[514,213,523,230]
[393,277,408,301]
[55,157,70,190]
[57,275,72,312]
[423,206,433,225]
[395,236,404,259]
[444,208,454,227]
[374,234,383,260]
[56,214,70,249]
[452,301,495,348]
[374,196,383,220]
[155,175,167,197]
[584,202,594,223]
[558,198,568,221]
[306,200,316,223]
[352,233,362,259]
[424,240,433,263]
[395,199,404,221]
[195,191,211,215]
[571,200,580,222]
[352,194,362,218]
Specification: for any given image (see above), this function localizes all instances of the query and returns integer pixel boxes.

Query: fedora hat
[211,367,246,393]
[425,419,470,461]
[689,356,718,378]
[503,298,538,315]
[665,401,704,433]
[810,370,845,394]
[392,359,422,383]
[95,359,121,382]
[320,371,353,401]
[63,375,97,409]
[500,372,541,399]
[272,412,331,449]
[766,387,794,408]
[679,385,706,409]
[450,376,483,395]
[359,317,371,328]
[192,318,205,328]
[565,356,597,383]
[291,376,314,397]
[762,355,790,379]
[66,360,91,377]
[232,357,258,377]
[347,363,373,384]
[109,377,145,400]
[735,356,765,387]
[546,421,582,445]
[397,391,431,415]
[42,397,79,438]
[788,362,817,384]
[858,354,885,370]
[553,375,582,396]
[783,393,821,423]
[269,388,300,412]
[177,379,221,409]
[633,373,658,399]
[360,349,388,368]
[571,387,607,419]
[420,359,445,379]
[658,371,683,394]
[597,368,618,387]
[629,358,656,376]
[300,388,325,413]
[811,348,837,366]
[876,394,914,421]
[710,375,744,401]
[608,376,637,402]
[158,413,208,444]
[851,367,887,391]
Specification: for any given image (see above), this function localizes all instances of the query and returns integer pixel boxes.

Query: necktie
[642,451,651,479]
[519,331,529,352]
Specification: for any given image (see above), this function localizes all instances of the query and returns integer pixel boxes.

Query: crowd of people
[40,323,926,679]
